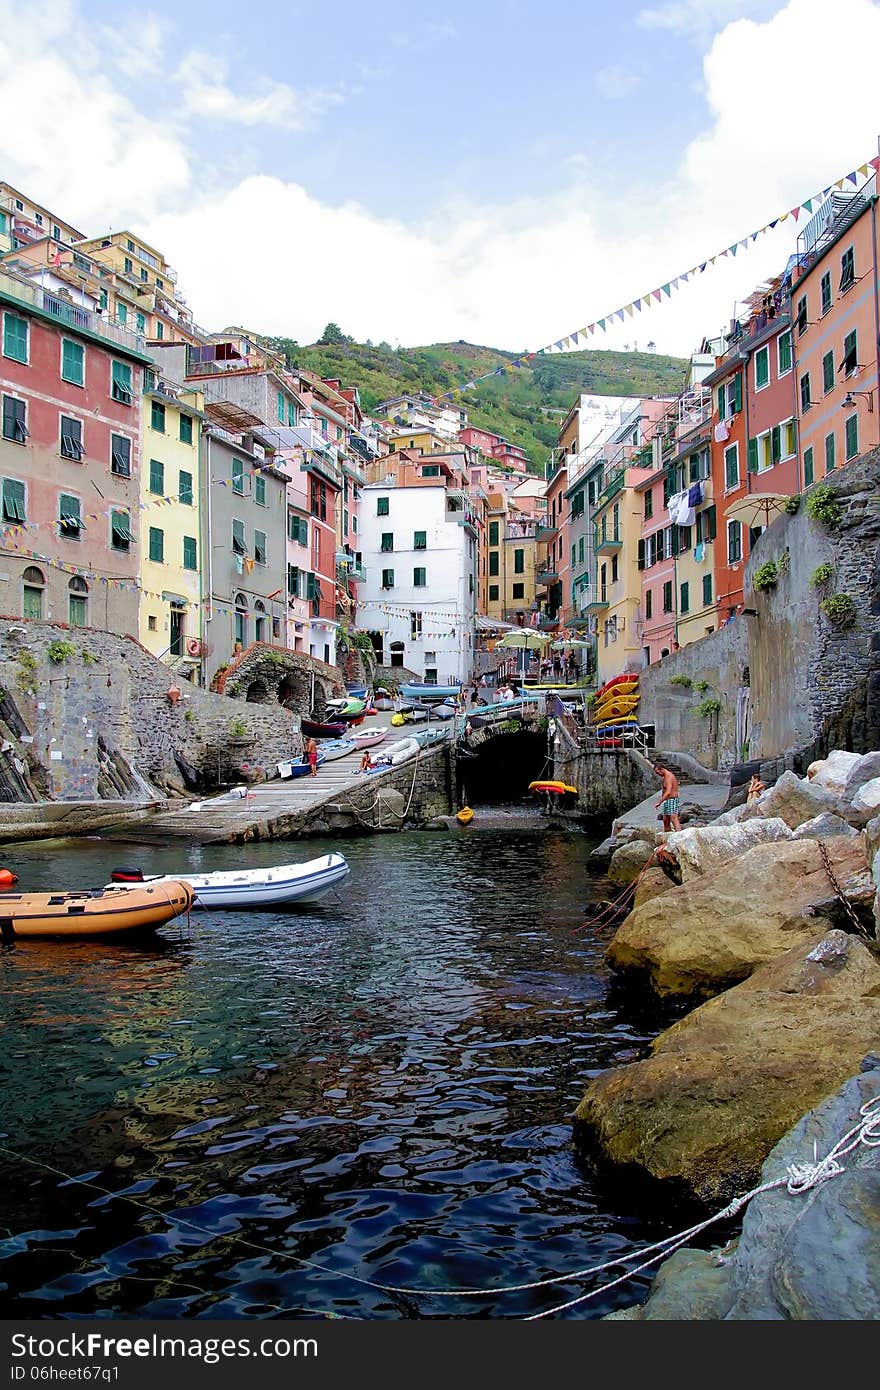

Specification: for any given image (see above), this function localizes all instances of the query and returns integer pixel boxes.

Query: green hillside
[265,336,689,473]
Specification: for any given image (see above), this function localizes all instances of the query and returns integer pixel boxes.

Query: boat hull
[317,739,357,761]
[277,753,326,779]
[399,684,460,701]
[351,728,387,749]
[0,882,193,939]
[301,719,347,739]
[108,855,350,909]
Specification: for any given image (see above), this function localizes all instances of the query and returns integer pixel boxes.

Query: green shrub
[81,649,97,665]
[752,559,779,592]
[15,651,38,695]
[820,593,857,630]
[805,484,842,527]
[693,679,710,693]
[184,709,195,724]
[669,675,692,688]
[784,494,801,515]
[697,697,722,717]
[810,562,834,587]
[47,640,76,664]
[229,717,248,738]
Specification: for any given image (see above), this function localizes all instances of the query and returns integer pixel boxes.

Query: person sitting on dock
[653,762,682,832]
[360,750,374,772]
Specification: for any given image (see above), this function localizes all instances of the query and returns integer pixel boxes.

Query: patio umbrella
[494,628,551,679]
[724,492,791,531]
[551,639,593,650]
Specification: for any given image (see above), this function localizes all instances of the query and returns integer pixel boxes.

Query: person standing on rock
[653,763,682,832]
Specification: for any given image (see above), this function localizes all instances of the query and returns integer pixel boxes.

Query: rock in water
[662,817,793,882]
[605,836,870,1000]
[606,838,657,887]
[576,931,880,1208]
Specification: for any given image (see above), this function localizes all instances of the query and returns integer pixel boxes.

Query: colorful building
[0,183,84,257]
[73,230,198,345]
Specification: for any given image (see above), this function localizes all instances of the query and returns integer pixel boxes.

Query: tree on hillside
[319,322,353,345]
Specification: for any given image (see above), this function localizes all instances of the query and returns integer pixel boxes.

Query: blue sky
[2,0,877,352]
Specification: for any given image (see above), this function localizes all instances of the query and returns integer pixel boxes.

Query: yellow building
[138,373,205,674]
[73,230,198,344]
[387,426,449,455]
[0,182,84,256]
[587,469,646,686]
[483,490,541,623]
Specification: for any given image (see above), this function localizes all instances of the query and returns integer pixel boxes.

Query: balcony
[583,593,609,613]
[0,268,145,355]
[535,522,556,541]
[537,613,560,631]
[596,467,625,510]
[595,529,622,554]
[535,565,558,588]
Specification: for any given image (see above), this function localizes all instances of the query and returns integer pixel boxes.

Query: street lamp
[841,389,874,413]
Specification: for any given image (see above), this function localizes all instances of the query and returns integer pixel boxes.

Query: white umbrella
[724,492,791,530]
[494,628,551,680]
[551,638,592,650]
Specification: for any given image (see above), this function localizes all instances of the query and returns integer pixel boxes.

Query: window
[111,509,133,551]
[136,313,146,334]
[377,496,389,516]
[644,490,653,519]
[140,269,148,284]
[276,390,285,424]
[151,400,165,433]
[781,420,796,459]
[800,372,812,413]
[61,338,84,386]
[611,553,619,583]
[702,574,712,606]
[156,277,163,290]
[510,582,524,600]
[179,414,193,445]
[288,400,296,426]
[178,470,193,505]
[111,361,133,404]
[58,493,82,539]
[2,396,27,443]
[578,536,585,564]
[489,520,499,545]
[804,445,814,487]
[22,566,44,621]
[728,519,742,563]
[413,567,426,587]
[148,526,164,563]
[414,530,427,549]
[410,611,422,641]
[821,272,832,315]
[117,302,128,325]
[679,580,690,615]
[381,568,394,589]
[571,542,577,569]
[183,536,197,571]
[234,594,248,647]
[110,434,131,476]
[421,465,440,477]
[124,257,133,275]
[845,413,859,461]
[287,564,300,596]
[796,295,808,335]
[288,511,308,544]
[840,246,855,292]
[824,433,835,473]
[3,312,28,363]
[249,473,264,507]
[0,476,25,523]
[645,588,652,619]
[823,350,835,393]
[754,345,769,391]
[514,548,524,574]
[777,329,792,376]
[156,321,164,340]
[489,551,499,576]
[662,580,673,613]
[488,584,499,601]
[380,532,394,552]
[841,330,858,377]
[232,519,246,554]
[60,415,83,460]
[232,457,244,494]
[254,530,267,565]
[425,667,438,683]
[149,459,164,495]
[68,576,88,627]
[724,444,739,489]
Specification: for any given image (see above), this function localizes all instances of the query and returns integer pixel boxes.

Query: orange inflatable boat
[0,881,194,940]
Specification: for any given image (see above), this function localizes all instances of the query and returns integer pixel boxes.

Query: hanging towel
[694,541,705,563]
[667,490,685,521]
[687,482,703,507]
[714,422,730,443]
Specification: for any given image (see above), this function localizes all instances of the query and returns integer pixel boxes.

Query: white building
[356,477,478,684]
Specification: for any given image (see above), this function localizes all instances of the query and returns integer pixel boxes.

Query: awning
[474,615,519,633]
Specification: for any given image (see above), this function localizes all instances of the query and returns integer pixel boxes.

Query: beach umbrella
[494,628,551,678]
[724,492,791,530]
[551,638,592,650]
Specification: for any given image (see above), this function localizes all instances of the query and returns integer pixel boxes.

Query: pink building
[636,468,677,663]
[0,267,147,632]
[741,285,799,496]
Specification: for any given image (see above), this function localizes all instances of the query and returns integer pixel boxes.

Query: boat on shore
[0,881,194,940]
[326,697,366,720]
[399,683,460,702]
[277,752,326,779]
[351,728,387,749]
[107,853,350,909]
[315,739,357,761]
[301,718,347,739]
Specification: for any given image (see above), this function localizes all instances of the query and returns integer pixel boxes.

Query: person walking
[653,762,682,832]
[306,736,319,778]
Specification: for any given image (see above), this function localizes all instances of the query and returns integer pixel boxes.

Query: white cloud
[389,20,457,51]
[178,51,346,132]
[595,64,642,100]
[637,0,775,35]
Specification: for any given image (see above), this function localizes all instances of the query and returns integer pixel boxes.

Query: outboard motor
[110,867,145,883]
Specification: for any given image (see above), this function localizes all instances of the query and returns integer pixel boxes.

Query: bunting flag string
[436,154,880,403]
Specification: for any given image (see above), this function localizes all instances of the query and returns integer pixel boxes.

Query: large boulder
[806,750,863,795]
[605,836,871,1000]
[791,812,859,841]
[607,1063,880,1319]
[846,776,880,828]
[576,931,880,1208]
[633,866,677,908]
[606,838,657,888]
[742,770,840,830]
[841,750,880,804]
[662,818,792,882]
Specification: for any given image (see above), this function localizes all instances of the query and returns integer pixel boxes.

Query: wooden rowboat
[0,881,194,940]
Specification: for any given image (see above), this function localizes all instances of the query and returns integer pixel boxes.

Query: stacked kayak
[0,882,194,940]
[593,672,640,731]
[399,683,460,702]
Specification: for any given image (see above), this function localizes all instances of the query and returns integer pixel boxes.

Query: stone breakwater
[573,748,880,1318]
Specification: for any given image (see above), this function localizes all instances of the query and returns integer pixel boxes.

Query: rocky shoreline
[574,749,880,1319]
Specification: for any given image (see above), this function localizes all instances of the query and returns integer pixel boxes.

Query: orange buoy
[0,868,19,889]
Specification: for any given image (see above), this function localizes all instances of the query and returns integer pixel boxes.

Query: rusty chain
[817,839,871,939]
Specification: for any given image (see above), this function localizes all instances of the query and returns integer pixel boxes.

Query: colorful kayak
[399,683,460,701]
[595,676,639,700]
[594,695,640,721]
[528,780,578,795]
[0,881,193,940]
[456,806,474,825]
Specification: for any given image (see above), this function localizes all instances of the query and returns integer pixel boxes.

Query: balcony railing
[595,528,622,553]
[0,268,145,354]
[596,467,625,509]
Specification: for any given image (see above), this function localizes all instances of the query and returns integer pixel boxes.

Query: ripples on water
[0,827,666,1319]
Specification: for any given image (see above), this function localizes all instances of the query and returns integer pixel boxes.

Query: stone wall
[316,746,453,833]
[637,621,749,770]
[216,642,344,716]
[0,621,304,801]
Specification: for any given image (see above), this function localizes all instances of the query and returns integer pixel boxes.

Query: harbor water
[0,824,669,1319]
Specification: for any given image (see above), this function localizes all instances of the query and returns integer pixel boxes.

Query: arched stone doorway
[245,679,269,703]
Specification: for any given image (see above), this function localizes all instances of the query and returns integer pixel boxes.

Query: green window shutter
[380,532,393,552]
[287,400,296,426]
[747,439,759,474]
[183,536,197,570]
[771,425,781,464]
[179,414,193,445]
[254,474,266,506]
[299,516,309,544]
[413,567,426,587]
[514,548,524,573]
[842,330,857,375]
[778,331,792,374]
[377,496,389,515]
[489,551,499,576]
[232,458,244,494]
[578,536,585,563]
[725,446,739,488]
[707,505,716,540]
[488,584,499,601]
[821,272,832,314]
[156,321,164,340]
[670,523,680,555]
[306,573,317,600]
[755,348,769,390]
[662,581,673,612]
[58,494,81,533]
[717,384,726,417]
[702,574,712,606]
[178,470,193,505]
[800,373,811,412]
[254,530,267,564]
[414,530,426,549]
[151,400,165,432]
[136,312,146,334]
[61,339,84,385]
[695,511,703,545]
[148,526,164,562]
[637,538,645,571]
[111,509,132,548]
[804,448,814,487]
[277,390,285,423]
[232,518,245,553]
[731,374,742,413]
[680,581,689,615]
[287,564,299,595]
[149,459,164,494]
[825,433,836,472]
[489,520,499,545]
[571,543,577,568]
[645,588,652,619]
[3,313,28,363]
[111,361,132,403]
[381,569,394,589]
[822,351,835,393]
[845,414,859,461]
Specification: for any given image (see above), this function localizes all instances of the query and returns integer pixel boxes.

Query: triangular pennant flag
[570,332,579,345]
[869,157,880,172]
[670,278,679,290]
[661,283,671,296]
[778,213,788,223]
[616,308,625,321]
[699,262,707,272]
[624,304,634,317]
[802,199,813,213]
[846,171,858,185]
[587,325,595,335]
[555,340,565,350]
[739,239,747,249]
[769,219,778,229]
[633,298,642,310]
[562,336,571,348]
[652,289,662,302]
[835,179,845,189]
[597,318,606,330]
[857,164,869,177]
[790,207,800,221]
[752,231,760,241]
[709,256,717,264]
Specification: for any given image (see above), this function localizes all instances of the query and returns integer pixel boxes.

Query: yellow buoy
[391,712,405,726]
[456,806,474,825]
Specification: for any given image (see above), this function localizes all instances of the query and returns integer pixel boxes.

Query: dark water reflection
[0,828,666,1319]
